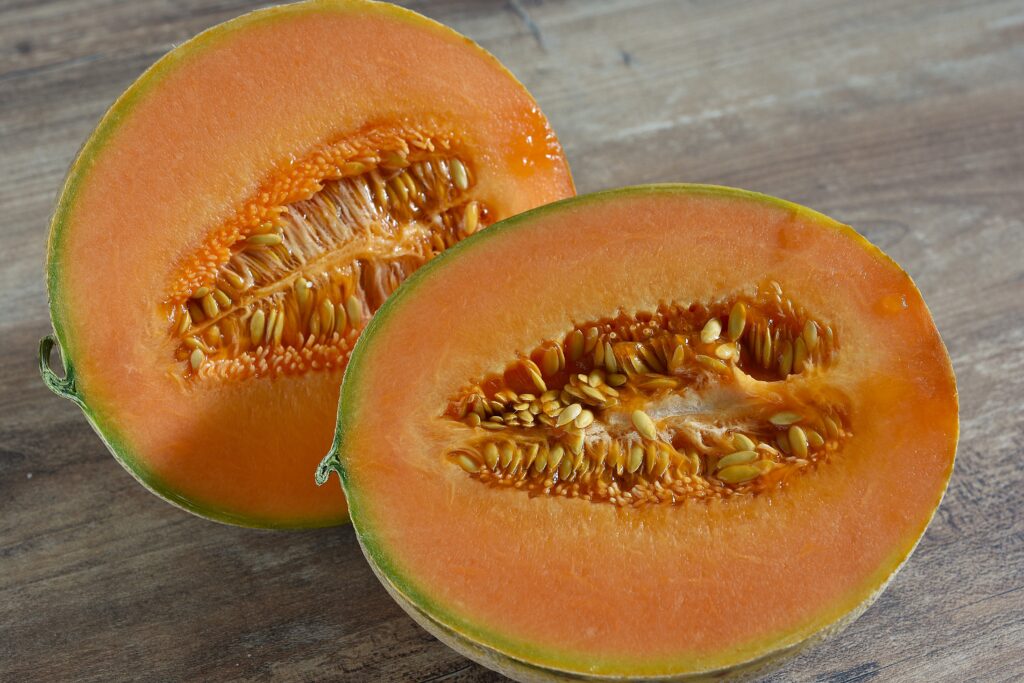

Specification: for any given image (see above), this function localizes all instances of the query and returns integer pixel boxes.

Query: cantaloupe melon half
[39,0,573,528]
[322,185,958,679]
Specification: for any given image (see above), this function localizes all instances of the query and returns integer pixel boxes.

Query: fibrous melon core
[444,282,851,505]
[165,128,487,381]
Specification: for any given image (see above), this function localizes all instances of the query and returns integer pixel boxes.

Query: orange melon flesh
[333,185,958,677]
[43,0,573,527]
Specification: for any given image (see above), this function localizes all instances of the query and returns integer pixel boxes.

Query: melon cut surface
[323,185,958,679]
[39,0,573,528]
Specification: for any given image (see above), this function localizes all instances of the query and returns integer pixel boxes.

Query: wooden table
[2,1,1022,680]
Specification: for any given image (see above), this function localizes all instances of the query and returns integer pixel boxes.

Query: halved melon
[323,185,958,678]
[39,0,573,528]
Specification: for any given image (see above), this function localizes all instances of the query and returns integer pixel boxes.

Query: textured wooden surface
[2,0,1022,680]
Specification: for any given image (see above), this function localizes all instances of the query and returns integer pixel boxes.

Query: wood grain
[2,0,1022,680]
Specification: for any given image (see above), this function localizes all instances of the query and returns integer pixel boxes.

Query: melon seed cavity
[444,282,849,506]
[164,129,488,380]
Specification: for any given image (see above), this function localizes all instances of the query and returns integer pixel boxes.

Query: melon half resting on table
[38,0,573,527]
[320,185,959,679]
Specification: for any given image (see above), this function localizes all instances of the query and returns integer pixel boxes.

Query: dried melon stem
[444,283,849,506]
[164,126,489,381]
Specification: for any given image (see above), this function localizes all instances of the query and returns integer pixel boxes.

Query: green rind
[41,0,538,529]
[39,335,83,408]
[329,184,958,678]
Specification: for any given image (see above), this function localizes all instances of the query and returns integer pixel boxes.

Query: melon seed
[450,159,469,191]
[246,233,282,246]
[201,293,219,319]
[627,445,644,473]
[542,346,561,376]
[604,342,618,372]
[557,403,583,427]
[566,431,585,455]
[732,434,756,451]
[294,277,310,308]
[249,310,266,344]
[463,201,480,234]
[568,330,585,361]
[213,288,232,308]
[483,442,499,469]
[770,411,802,426]
[824,416,841,440]
[548,444,565,472]
[533,447,548,473]
[644,443,658,473]
[761,327,774,367]
[390,176,409,204]
[575,409,595,429]
[638,345,664,373]
[265,308,279,344]
[345,295,363,326]
[382,151,408,169]
[499,442,514,468]
[579,384,606,403]
[700,318,722,344]
[803,320,819,350]
[273,309,285,345]
[779,339,794,376]
[631,410,658,440]
[335,301,348,332]
[523,359,547,392]
[205,324,222,347]
[717,464,761,484]
[177,309,192,335]
[728,302,747,341]
[794,337,809,373]
[669,344,686,372]
[319,299,335,335]
[695,354,729,373]
[716,450,757,470]
[308,310,321,339]
[789,425,809,458]
[454,452,480,473]
[508,449,523,476]
[558,453,573,480]
[714,343,737,360]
